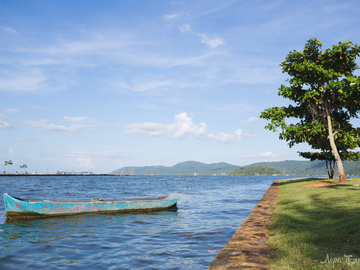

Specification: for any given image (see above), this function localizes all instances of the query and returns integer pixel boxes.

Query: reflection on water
[0,175,290,269]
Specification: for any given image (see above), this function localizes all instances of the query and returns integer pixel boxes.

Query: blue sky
[1,0,360,173]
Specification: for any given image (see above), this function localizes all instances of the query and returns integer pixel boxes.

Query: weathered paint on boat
[4,193,183,219]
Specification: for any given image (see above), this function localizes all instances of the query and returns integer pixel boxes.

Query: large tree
[260,38,360,182]
[298,123,360,178]
[4,160,13,174]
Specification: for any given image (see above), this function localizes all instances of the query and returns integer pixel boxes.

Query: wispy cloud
[179,24,225,48]
[111,79,174,92]
[4,108,22,114]
[241,116,258,123]
[0,68,68,93]
[198,33,225,48]
[240,152,277,159]
[125,112,206,138]
[64,116,95,123]
[124,112,252,142]
[208,129,253,142]
[162,13,183,20]
[179,24,193,33]
[0,113,11,129]
[25,116,95,132]
[1,27,18,34]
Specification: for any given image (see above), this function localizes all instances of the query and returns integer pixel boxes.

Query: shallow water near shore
[0,175,294,269]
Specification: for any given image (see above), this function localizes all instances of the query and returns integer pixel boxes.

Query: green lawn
[267,177,360,270]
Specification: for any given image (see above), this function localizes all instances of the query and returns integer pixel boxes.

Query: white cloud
[171,112,207,139]
[198,33,225,48]
[124,122,173,137]
[4,108,22,114]
[208,129,253,142]
[114,79,174,92]
[64,116,95,123]
[9,148,14,155]
[179,24,193,33]
[124,112,252,142]
[1,27,18,34]
[246,117,258,122]
[0,69,65,93]
[179,24,224,49]
[0,113,11,129]
[241,116,259,123]
[162,13,182,20]
[240,152,277,159]
[26,117,95,132]
[125,112,206,139]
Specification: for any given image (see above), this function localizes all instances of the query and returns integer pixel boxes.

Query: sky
[1,0,360,174]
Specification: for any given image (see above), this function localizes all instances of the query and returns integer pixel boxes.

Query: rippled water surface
[0,175,292,269]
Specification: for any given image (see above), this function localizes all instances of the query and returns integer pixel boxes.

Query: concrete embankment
[208,180,279,270]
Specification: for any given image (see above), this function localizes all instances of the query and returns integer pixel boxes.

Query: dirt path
[208,180,279,270]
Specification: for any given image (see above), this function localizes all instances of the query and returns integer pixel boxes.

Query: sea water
[0,175,294,269]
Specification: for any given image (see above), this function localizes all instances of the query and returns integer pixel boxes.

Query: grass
[267,177,360,270]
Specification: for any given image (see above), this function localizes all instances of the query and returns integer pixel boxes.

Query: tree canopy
[4,160,13,174]
[260,38,360,181]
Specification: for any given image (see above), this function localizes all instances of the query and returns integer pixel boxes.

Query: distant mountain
[111,161,239,175]
[230,166,283,176]
[111,160,360,176]
[247,160,360,176]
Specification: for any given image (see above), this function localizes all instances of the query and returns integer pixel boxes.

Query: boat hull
[4,193,182,219]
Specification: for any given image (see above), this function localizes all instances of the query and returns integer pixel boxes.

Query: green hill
[249,160,360,176]
[111,161,239,175]
[111,160,360,176]
[230,166,283,175]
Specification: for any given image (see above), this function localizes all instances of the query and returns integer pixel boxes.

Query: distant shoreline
[0,173,135,177]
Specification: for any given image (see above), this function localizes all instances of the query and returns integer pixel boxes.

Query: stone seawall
[208,180,279,270]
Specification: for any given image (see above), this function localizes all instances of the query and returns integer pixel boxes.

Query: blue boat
[3,193,183,219]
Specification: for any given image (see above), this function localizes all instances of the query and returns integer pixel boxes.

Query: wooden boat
[3,193,183,219]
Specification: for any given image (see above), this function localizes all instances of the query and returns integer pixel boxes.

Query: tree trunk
[326,160,335,179]
[326,113,346,182]
[331,160,335,179]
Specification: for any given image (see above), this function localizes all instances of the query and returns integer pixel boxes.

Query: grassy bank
[268,177,360,270]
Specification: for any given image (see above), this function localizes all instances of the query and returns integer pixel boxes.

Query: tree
[297,120,360,178]
[299,151,360,179]
[18,164,28,174]
[23,164,28,174]
[4,160,13,174]
[260,38,360,182]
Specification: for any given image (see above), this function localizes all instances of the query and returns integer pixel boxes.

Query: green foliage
[252,160,360,176]
[4,160,13,174]
[260,38,360,179]
[230,165,282,175]
[18,164,28,174]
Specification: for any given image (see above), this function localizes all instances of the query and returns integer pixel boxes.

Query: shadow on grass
[278,177,327,186]
[269,180,360,269]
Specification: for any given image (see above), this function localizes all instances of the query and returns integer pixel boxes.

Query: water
[0,175,292,269]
